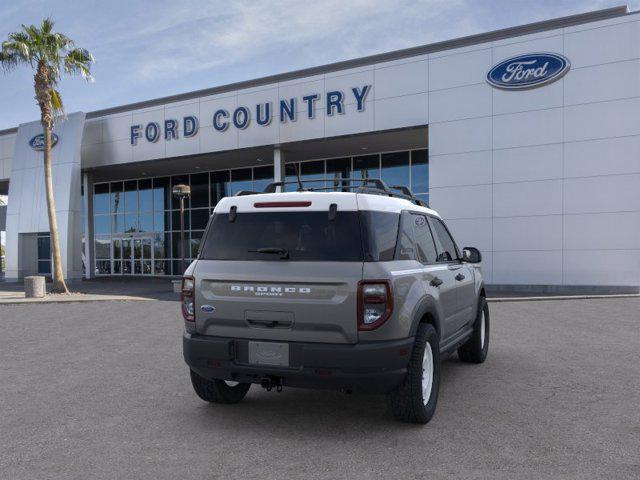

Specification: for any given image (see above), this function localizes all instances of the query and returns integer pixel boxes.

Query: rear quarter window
[358,211,400,262]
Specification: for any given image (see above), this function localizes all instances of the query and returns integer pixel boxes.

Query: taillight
[181,276,195,322]
[357,280,393,331]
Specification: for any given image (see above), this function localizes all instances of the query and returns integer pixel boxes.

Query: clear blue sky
[0,0,637,130]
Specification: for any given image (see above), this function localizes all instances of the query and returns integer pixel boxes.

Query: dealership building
[0,6,639,292]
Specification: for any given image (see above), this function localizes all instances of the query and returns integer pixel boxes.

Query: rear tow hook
[260,376,283,392]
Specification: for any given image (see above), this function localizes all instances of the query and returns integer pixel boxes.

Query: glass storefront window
[253,166,273,193]
[94,184,110,214]
[301,160,325,188]
[110,182,123,215]
[124,213,138,233]
[153,233,167,259]
[231,168,252,194]
[190,209,210,230]
[37,232,51,275]
[381,151,410,188]
[124,180,138,213]
[154,260,168,275]
[139,214,154,232]
[153,212,166,232]
[411,149,429,194]
[122,239,132,259]
[190,231,203,257]
[190,173,209,208]
[95,236,110,259]
[284,163,300,191]
[173,260,186,276]
[210,171,230,207]
[138,179,153,212]
[171,210,190,231]
[353,154,380,182]
[112,214,124,234]
[91,148,428,276]
[96,260,111,275]
[113,239,122,259]
[326,158,350,191]
[94,215,111,235]
[171,232,187,258]
[153,177,170,212]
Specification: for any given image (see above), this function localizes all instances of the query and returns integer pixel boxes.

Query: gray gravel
[1,298,639,479]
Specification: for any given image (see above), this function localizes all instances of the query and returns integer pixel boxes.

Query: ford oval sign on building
[29,133,59,151]
[487,53,570,90]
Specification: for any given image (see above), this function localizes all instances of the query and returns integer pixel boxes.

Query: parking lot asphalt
[1,297,639,480]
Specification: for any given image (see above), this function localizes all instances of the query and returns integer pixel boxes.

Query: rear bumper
[183,333,414,393]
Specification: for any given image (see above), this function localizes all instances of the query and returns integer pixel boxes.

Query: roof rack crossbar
[389,185,429,207]
[264,178,391,193]
[234,190,261,196]
[261,178,429,208]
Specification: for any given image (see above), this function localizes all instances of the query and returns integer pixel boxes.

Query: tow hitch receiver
[260,376,283,392]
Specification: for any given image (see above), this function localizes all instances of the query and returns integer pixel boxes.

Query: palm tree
[0,18,93,293]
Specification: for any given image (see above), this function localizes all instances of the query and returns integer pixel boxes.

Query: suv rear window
[199,210,400,262]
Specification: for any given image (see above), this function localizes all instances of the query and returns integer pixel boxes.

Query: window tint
[201,212,364,261]
[360,211,399,261]
[397,212,417,261]
[430,217,459,262]
[412,214,438,263]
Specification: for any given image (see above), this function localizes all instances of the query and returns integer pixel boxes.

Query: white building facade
[0,6,638,293]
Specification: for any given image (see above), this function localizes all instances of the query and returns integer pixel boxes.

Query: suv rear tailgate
[194,260,362,344]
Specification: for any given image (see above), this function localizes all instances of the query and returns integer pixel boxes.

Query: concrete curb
[0,295,155,305]
[488,294,640,303]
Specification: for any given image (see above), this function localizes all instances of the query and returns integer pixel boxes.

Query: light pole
[172,184,191,275]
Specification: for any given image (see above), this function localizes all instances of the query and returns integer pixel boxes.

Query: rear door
[410,212,459,341]
[193,195,363,344]
[428,216,476,333]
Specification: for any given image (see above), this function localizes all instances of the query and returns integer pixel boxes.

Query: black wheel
[190,369,251,404]
[458,296,489,364]
[387,323,440,424]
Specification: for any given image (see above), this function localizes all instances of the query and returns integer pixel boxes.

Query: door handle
[430,277,443,287]
[455,273,465,281]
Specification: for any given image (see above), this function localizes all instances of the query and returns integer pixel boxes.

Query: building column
[273,147,286,192]
[83,172,94,279]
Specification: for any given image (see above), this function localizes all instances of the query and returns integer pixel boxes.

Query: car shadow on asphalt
[177,355,478,435]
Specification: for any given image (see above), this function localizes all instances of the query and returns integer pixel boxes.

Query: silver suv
[181,180,489,424]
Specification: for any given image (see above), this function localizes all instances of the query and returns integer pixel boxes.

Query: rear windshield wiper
[248,247,290,259]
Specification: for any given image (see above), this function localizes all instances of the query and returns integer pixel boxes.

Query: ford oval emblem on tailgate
[201,304,215,312]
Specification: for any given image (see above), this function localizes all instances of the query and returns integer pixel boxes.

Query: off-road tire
[190,369,251,404]
[387,323,440,424]
[458,296,489,364]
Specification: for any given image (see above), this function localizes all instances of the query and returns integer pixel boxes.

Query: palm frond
[64,47,94,82]
[50,87,64,114]
[41,17,55,35]
[1,18,95,117]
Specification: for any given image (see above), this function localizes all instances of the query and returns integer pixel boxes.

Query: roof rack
[262,178,429,207]
[234,190,261,196]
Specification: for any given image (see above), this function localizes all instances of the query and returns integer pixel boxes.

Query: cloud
[96,0,475,81]
[2,0,640,130]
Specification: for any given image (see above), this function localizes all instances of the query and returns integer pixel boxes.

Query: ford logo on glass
[29,133,59,151]
[487,53,570,90]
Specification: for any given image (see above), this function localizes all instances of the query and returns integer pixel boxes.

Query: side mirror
[462,247,482,263]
